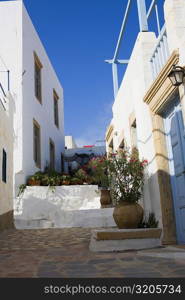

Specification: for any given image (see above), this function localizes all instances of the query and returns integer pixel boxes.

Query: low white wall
[14,185,116,229]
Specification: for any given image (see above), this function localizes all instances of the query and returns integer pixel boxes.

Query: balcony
[150,24,170,80]
[105,0,167,99]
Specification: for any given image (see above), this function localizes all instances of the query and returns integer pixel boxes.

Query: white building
[0,0,65,193]
[0,81,14,230]
[64,145,106,173]
[106,0,185,245]
[65,136,77,149]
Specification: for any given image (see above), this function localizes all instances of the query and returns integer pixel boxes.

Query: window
[33,120,41,168]
[2,149,7,183]
[108,139,114,156]
[53,89,59,128]
[131,119,138,148]
[61,153,64,173]
[34,52,42,103]
[49,139,55,170]
[119,139,125,150]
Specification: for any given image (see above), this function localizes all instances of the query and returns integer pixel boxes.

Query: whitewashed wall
[110,32,162,224]
[22,3,64,178]
[0,1,65,194]
[14,185,115,229]
[0,1,23,187]
[108,0,185,227]
[65,136,77,149]
[0,93,14,220]
[164,0,185,122]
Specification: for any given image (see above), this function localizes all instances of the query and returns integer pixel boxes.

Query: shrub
[138,212,159,228]
[108,148,148,204]
[87,156,110,188]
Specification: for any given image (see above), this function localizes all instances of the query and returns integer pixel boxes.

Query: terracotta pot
[62,181,70,185]
[113,202,143,229]
[100,189,112,207]
[27,179,41,186]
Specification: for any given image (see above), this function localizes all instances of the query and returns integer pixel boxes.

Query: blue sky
[15,0,164,146]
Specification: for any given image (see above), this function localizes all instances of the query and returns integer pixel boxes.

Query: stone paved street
[0,228,185,278]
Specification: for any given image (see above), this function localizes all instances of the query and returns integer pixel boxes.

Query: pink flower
[143,160,148,164]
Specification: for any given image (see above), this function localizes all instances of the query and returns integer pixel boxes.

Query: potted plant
[27,172,42,186]
[75,168,89,185]
[70,177,83,185]
[61,174,71,185]
[88,156,112,207]
[40,173,50,186]
[109,148,148,228]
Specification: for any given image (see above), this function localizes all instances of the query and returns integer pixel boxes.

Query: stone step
[15,208,116,229]
[89,228,162,252]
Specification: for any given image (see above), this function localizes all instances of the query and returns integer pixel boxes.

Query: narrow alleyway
[0,228,185,278]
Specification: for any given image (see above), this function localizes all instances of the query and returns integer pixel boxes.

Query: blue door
[164,97,185,244]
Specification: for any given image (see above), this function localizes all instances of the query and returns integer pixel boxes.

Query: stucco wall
[164,0,185,123]
[108,0,185,229]
[110,32,162,225]
[14,185,115,229]
[65,136,77,149]
[22,3,65,181]
[0,1,65,194]
[0,93,14,230]
[0,1,23,180]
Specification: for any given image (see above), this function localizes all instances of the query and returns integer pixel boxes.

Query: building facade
[106,0,185,245]
[65,136,77,149]
[0,0,65,193]
[64,146,106,173]
[0,84,14,230]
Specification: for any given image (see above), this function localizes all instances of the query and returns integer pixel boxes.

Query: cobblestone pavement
[0,228,185,278]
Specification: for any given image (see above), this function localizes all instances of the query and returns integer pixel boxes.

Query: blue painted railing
[150,24,170,79]
[106,0,166,98]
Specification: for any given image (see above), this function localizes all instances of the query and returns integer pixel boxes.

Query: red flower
[130,158,136,163]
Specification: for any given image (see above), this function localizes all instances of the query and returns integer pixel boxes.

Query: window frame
[53,89,59,128]
[49,138,55,170]
[130,118,138,149]
[61,153,64,173]
[33,119,41,168]
[2,149,7,183]
[34,52,43,104]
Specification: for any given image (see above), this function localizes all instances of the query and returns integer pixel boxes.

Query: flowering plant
[108,148,148,204]
[87,156,110,188]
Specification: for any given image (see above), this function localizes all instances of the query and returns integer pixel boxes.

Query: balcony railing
[105,0,166,99]
[150,24,170,80]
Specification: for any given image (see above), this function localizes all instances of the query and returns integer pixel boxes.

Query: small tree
[108,148,148,205]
